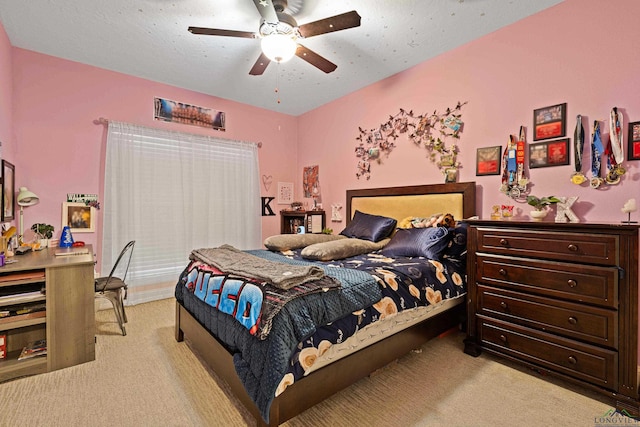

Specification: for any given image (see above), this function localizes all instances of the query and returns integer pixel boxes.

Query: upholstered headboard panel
[346,182,476,225]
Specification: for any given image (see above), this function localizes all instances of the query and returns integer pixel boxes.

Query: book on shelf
[0,302,46,318]
[18,339,47,360]
[0,290,45,306]
[0,334,5,359]
[0,271,45,283]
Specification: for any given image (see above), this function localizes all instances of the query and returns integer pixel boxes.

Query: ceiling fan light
[261,34,297,63]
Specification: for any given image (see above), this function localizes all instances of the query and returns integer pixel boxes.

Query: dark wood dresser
[464,220,640,414]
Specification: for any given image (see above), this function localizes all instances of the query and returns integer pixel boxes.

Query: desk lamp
[17,187,39,244]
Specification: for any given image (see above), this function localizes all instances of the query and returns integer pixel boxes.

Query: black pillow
[443,222,468,259]
[340,210,397,242]
[381,227,450,259]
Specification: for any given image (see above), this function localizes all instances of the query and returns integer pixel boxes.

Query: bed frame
[175,181,476,426]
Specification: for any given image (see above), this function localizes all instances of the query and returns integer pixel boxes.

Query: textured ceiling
[0,0,563,116]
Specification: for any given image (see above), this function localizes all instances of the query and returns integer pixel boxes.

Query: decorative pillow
[301,238,390,261]
[381,227,450,260]
[443,222,468,259]
[339,211,397,242]
[264,234,345,251]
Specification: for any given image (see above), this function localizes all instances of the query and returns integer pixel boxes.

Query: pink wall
[0,24,13,163]
[11,49,298,267]
[5,0,640,264]
[298,0,640,225]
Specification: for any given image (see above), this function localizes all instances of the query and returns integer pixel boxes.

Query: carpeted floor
[0,298,613,426]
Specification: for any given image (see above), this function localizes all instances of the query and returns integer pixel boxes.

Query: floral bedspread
[273,250,466,396]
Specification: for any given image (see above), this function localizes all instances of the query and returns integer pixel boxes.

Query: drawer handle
[499,238,509,246]
[500,301,508,310]
[499,334,508,343]
[567,279,577,288]
[567,244,578,252]
[568,356,577,365]
[568,316,578,325]
[499,269,507,277]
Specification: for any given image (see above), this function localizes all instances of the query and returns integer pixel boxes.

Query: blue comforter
[175,249,382,422]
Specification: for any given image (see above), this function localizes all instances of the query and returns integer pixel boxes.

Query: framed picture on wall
[628,121,640,161]
[529,138,570,168]
[475,146,502,176]
[1,160,15,222]
[533,103,567,141]
[62,202,96,233]
[277,182,293,205]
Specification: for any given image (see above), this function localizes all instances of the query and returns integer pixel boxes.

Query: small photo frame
[533,103,567,141]
[529,138,570,168]
[62,202,96,233]
[277,182,293,205]
[1,160,15,222]
[628,121,640,161]
[476,146,502,176]
[444,167,458,183]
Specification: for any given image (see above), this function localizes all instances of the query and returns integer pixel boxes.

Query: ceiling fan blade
[188,27,257,39]
[298,10,361,38]
[251,0,279,24]
[249,52,271,75]
[295,44,337,73]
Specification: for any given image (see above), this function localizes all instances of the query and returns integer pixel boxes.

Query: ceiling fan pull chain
[275,63,282,104]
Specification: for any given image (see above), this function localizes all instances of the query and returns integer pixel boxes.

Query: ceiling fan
[188,0,361,75]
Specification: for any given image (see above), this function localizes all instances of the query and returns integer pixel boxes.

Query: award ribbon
[605,107,625,184]
[590,121,604,188]
[571,114,586,185]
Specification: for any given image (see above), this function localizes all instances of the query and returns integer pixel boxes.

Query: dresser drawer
[478,285,618,348]
[476,254,617,308]
[479,317,618,390]
[475,227,618,266]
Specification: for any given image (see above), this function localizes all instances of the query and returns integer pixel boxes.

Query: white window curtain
[102,121,262,304]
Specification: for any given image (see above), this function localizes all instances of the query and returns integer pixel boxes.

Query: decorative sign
[154,97,225,131]
[67,193,98,203]
[261,197,275,216]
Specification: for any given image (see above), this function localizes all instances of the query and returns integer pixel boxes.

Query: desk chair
[95,240,135,336]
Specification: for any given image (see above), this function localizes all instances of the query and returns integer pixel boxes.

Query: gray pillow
[381,227,450,260]
[301,238,390,261]
[264,233,345,251]
[339,210,397,242]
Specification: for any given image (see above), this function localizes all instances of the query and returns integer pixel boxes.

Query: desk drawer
[476,254,617,308]
[478,285,617,348]
[479,317,618,390]
[475,227,618,266]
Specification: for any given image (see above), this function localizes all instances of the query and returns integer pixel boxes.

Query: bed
[174,181,476,426]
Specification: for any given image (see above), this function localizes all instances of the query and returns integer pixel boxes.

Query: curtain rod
[93,117,262,148]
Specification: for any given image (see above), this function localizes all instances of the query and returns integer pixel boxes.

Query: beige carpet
[0,298,613,426]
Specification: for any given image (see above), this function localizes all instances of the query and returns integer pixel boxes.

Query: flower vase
[530,210,548,221]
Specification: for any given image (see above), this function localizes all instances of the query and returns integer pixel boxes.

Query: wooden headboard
[346,182,476,225]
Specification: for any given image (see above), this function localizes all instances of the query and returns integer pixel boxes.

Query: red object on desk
[0,334,6,359]
[72,242,85,247]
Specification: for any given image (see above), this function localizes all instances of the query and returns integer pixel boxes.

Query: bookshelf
[280,210,326,234]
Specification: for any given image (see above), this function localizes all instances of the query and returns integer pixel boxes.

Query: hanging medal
[515,126,527,193]
[499,137,511,195]
[571,115,586,185]
[605,106,625,184]
[507,135,518,196]
[499,128,528,199]
[590,120,604,189]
